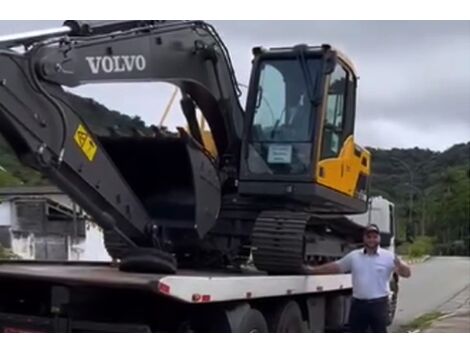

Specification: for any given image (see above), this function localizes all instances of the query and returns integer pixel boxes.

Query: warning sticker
[73,124,97,161]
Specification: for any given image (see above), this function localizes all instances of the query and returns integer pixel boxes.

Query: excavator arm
[0,20,245,273]
[31,20,244,153]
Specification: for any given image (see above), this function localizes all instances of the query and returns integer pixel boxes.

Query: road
[390,256,470,332]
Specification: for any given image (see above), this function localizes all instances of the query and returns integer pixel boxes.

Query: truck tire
[387,275,399,326]
[267,300,305,333]
[236,309,268,333]
[387,293,398,326]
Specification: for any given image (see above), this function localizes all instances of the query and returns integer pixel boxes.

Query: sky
[0,20,469,151]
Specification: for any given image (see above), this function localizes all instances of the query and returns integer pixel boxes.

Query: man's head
[363,224,381,251]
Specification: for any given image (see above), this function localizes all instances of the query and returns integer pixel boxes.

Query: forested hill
[369,143,469,199]
[369,142,469,254]
[0,91,150,187]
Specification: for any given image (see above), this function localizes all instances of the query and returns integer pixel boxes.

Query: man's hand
[394,255,401,267]
[300,264,313,275]
[394,255,411,278]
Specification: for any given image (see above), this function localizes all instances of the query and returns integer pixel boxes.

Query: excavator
[0,20,371,274]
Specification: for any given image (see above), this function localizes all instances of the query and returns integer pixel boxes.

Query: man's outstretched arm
[302,262,343,275]
[302,252,353,275]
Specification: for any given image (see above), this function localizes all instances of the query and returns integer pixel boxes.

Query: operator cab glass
[247,58,322,176]
[240,45,367,210]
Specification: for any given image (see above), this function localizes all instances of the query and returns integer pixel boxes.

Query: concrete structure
[0,186,93,260]
[0,186,76,210]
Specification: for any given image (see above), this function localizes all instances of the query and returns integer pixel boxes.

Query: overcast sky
[0,20,469,151]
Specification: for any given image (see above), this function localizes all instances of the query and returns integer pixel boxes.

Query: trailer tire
[237,309,268,333]
[267,300,304,333]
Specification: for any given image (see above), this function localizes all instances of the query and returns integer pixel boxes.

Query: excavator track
[252,211,311,274]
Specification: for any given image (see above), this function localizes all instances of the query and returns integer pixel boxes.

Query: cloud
[0,20,468,151]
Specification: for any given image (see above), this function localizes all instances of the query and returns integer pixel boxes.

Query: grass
[0,169,22,187]
[0,245,20,260]
[402,254,427,261]
[399,311,444,332]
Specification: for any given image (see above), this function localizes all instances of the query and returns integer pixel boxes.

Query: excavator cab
[239,45,370,213]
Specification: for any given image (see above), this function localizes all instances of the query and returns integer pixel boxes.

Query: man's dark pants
[349,296,389,333]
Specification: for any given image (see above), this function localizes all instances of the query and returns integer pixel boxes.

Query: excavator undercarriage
[0,20,371,274]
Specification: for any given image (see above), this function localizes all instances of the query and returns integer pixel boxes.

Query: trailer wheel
[205,307,268,333]
[267,300,304,333]
[237,309,268,333]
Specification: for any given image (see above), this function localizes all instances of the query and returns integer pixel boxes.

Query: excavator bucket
[99,131,221,238]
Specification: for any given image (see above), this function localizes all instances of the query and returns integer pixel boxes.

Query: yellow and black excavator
[0,20,370,274]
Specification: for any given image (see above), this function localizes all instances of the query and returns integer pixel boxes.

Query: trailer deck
[0,260,352,303]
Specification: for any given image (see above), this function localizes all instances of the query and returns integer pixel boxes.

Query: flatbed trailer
[0,261,353,332]
[0,197,399,333]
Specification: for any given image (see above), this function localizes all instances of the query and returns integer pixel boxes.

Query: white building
[0,186,110,262]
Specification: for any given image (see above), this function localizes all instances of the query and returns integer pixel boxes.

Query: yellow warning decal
[73,124,97,161]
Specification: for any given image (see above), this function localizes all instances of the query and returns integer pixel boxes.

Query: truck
[0,20,397,332]
[0,196,398,332]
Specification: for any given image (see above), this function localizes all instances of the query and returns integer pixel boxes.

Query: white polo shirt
[336,247,395,300]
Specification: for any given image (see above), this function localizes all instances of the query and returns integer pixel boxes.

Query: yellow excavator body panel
[316,135,370,197]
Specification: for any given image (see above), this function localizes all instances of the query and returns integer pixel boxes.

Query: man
[303,224,411,333]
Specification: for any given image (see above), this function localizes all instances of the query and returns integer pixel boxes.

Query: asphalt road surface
[390,256,470,332]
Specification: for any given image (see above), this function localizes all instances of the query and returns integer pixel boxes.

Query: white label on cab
[267,144,293,164]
